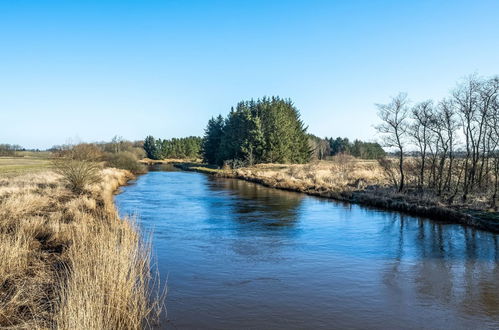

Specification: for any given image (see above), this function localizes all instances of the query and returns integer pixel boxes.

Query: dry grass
[232,159,388,193]
[0,168,161,329]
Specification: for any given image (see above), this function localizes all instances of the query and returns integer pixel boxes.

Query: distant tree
[308,135,331,160]
[145,136,202,160]
[330,137,351,155]
[202,115,225,164]
[0,144,23,156]
[350,140,386,159]
[143,135,158,159]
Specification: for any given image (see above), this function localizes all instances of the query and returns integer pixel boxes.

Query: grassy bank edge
[173,162,499,233]
[0,168,162,329]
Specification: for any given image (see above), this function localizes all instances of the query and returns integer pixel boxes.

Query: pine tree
[143,135,159,159]
[206,96,311,166]
[202,115,225,164]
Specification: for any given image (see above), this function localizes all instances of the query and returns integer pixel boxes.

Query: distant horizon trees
[308,135,386,160]
[202,97,311,167]
[0,144,24,156]
[143,135,202,160]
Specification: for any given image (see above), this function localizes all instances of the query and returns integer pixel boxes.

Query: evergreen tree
[143,136,202,160]
[202,115,225,164]
[203,96,311,166]
[143,135,159,159]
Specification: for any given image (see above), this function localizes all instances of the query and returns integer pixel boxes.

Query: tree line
[143,136,202,160]
[309,135,385,160]
[0,144,24,156]
[376,74,499,207]
[202,97,311,166]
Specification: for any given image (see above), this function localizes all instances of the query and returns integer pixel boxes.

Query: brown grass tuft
[0,168,160,329]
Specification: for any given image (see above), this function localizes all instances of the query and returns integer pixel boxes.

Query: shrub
[378,157,398,188]
[332,153,354,179]
[131,147,146,160]
[105,151,146,174]
[53,159,101,194]
[52,144,102,194]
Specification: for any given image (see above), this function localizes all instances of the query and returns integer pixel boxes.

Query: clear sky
[1,0,498,149]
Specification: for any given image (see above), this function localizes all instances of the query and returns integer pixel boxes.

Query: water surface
[115,169,499,329]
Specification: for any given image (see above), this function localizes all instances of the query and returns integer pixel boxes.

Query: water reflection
[207,177,304,228]
[377,215,499,321]
[115,170,499,329]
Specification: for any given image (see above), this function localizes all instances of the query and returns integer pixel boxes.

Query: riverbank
[175,161,499,233]
[0,168,159,328]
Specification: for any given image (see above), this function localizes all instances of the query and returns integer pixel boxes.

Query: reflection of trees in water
[147,163,179,172]
[382,216,499,319]
[203,177,305,260]
[207,177,304,229]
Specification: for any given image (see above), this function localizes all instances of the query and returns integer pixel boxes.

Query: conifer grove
[202,97,311,166]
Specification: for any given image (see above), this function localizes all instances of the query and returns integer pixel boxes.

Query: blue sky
[1,0,498,149]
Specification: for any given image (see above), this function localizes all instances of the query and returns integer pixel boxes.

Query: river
[115,167,499,329]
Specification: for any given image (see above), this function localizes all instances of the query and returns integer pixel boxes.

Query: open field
[0,152,52,177]
[0,168,160,328]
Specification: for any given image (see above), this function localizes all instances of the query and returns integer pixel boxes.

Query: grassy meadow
[0,151,52,177]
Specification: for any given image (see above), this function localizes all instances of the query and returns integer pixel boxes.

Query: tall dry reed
[0,168,161,329]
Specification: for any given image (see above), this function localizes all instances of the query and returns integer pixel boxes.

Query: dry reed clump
[0,168,159,329]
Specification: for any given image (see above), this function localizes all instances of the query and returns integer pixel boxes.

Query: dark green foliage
[143,136,158,159]
[350,140,386,159]
[330,137,352,155]
[308,136,385,160]
[203,97,311,166]
[142,136,202,160]
[202,115,225,164]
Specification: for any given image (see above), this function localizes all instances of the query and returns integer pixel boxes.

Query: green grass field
[0,151,52,177]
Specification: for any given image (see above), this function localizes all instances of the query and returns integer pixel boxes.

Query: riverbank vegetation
[376,75,499,209]
[0,145,161,328]
[178,76,499,230]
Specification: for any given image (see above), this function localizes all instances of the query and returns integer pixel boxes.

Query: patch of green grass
[0,154,52,177]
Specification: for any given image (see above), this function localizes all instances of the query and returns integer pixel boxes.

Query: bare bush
[52,144,102,194]
[378,157,398,188]
[332,153,354,180]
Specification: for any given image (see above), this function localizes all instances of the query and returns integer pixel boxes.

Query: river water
[115,168,499,329]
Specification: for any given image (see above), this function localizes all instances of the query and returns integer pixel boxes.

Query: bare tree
[375,75,499,209]
[410,100,433,189]
[439,98,460,192]
[376,93,409,192]
[454,75,481,201]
